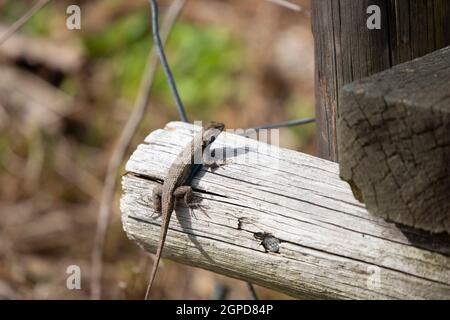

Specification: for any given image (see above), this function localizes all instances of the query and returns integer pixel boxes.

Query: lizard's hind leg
[174,186,207,217]
[151,185,163,217]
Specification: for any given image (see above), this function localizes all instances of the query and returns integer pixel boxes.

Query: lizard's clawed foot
[205,159,231,171]
[187,200,209,218]
[149,210,162,219]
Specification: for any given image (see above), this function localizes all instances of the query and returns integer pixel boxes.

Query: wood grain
[312,0,450,161]
[338,46,450,235]
[121,122,450,299]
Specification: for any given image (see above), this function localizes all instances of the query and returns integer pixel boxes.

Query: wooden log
[121,122,450,300]
[338,46,450,235]
[312,0,450,161]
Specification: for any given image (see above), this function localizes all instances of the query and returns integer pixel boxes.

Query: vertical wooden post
[311,0,450,161]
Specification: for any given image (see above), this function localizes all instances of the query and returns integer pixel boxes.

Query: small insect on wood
[254,233,281,253]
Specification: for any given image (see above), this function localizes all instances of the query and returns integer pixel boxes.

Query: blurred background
[0,0,314,299]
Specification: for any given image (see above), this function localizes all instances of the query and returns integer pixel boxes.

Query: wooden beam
[312,0,450,161]
[338,46,450,235]
[121,122,450,299]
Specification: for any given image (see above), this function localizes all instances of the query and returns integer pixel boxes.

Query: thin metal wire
[246,282,259,300]
[149,0,314,132]
[251,117,316,130]
[149,0,189,123]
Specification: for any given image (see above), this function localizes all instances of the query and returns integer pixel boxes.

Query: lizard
[145,121,225,299]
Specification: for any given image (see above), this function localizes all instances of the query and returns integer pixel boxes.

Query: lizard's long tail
[145,211,172,300]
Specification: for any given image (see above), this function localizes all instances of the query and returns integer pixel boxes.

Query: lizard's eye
[209,136,216,143]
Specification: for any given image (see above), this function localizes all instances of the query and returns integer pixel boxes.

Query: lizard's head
[202,122,225,147]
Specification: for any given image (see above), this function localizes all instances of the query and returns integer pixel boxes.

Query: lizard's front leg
[202,144,228,169]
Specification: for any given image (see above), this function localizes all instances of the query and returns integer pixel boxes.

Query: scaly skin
[145,122,225,299]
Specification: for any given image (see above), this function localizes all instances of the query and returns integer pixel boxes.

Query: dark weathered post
[311,0,450,161]
[338,46,450,234]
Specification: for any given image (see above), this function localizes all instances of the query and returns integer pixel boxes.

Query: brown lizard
[145,122,225,299]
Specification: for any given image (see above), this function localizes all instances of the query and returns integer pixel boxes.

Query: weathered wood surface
[121,122,450,300]
[338,46,450,235]
[312,0,450,161]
